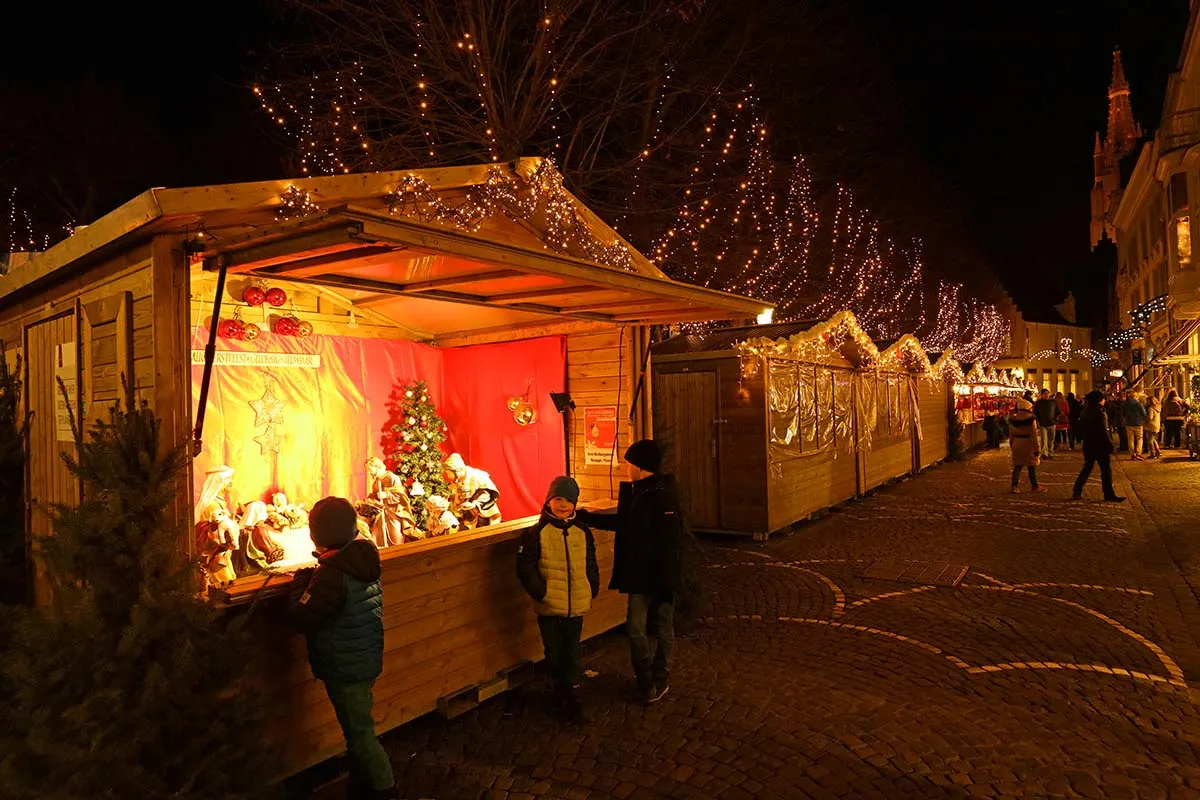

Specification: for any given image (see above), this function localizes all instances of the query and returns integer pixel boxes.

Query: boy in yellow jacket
[516,476,600,722]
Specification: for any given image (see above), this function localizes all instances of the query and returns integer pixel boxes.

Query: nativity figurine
[442,453,502,528]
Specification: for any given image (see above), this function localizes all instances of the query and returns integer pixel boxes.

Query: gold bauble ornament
[506,397,522,411]
[242,323,261,342]
[514,403,537,426]
[296,319,314,337]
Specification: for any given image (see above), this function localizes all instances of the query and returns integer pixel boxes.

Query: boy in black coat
[289,497,397,799]
[580,439,683,705]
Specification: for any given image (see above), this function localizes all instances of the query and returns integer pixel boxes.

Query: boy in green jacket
[516,476,600,722]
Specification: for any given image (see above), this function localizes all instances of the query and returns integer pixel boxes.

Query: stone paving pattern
[309,446,1200,799]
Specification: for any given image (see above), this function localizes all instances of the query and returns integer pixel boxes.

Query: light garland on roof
[384,160,634,271]
[276,185,321,220]
[734,311,945,380]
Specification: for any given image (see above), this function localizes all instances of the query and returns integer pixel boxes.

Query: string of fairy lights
[648,93,1007,363]
[256,42,1010,363]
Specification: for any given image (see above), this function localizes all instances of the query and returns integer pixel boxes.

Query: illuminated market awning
[198,206,769,339]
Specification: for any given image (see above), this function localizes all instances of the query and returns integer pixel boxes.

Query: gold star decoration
[254,425,283,456]
[249,383,286,428]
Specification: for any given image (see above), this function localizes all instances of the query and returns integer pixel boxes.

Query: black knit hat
[545,475,580,505]
[624,439,662,473]
[1085,390,1105,404]
[309,496,359,549]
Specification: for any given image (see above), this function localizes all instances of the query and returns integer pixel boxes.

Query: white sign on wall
[190,350,321,369]
[54,343,77,442]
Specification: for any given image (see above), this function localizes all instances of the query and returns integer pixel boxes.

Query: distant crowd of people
[981,385,1193,502]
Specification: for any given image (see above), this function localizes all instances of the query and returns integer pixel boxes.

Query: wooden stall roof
[0,159,771,340]
[654,311,962,378]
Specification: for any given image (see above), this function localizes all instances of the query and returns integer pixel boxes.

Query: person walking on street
[1122,392,1148,461]
[1008,399,1046,494]
[1033,389,1058,459]
[1067,392,1082,450]
[1146,395,1163,459]
[1072,391,1126,502]
[1164,389,1188,448]
[1054,392,1070,451]
[516,476,600,723]
[1112,390,1129,452]
[580,440,683,706]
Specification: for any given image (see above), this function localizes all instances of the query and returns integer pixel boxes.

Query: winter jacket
[1121,397,1148,427]
[1032,398,1059,428]
[584,473,683,599]
[1068,398,1083,425]
[1166,397,1188,421]
[1055,399,1070,430]
[1078,403,1115,459]
[1147,405,1162,433]
[289,538,384,685]
[516,508,599,617]
[1008,410,1040,467]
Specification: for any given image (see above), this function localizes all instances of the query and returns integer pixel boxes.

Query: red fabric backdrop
[190,326,565,521]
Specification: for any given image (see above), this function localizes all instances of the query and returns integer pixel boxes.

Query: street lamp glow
[757,308,774,325]
[1110,368,1125,378]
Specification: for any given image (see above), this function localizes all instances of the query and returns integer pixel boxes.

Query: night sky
[1,0,1192,323]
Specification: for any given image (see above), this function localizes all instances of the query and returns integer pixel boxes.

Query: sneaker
[647,683,669,704]
[1069,495,1082,501]
[1010,487,1020,494]
[1104,495,1127,503]
[1032,486,1048,494]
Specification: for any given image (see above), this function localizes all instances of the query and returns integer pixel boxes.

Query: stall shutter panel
[24,310,79,607]
[82,292,133,429]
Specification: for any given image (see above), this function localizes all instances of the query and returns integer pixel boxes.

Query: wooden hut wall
[917,379,950,468]
[859,372,918,492]
[0,244,158,605]
[566,326,647,502]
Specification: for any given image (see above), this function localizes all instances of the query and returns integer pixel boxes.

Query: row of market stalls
[650,313,1026,538]
[0,156,1008,776]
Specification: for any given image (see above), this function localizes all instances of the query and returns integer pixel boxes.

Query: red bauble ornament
[218,318,242,339]
[273,316,298,336]
[265,287,288,307]
[242,286,267,307]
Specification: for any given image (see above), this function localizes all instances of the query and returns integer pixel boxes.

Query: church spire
[1105,47,1142,158]
[1110,48,1129,93]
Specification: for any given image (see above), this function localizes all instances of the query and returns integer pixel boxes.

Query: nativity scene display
[194,379,502,588]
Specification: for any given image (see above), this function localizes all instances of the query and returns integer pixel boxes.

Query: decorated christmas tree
[0,388,275,798]
[380,379,450,527]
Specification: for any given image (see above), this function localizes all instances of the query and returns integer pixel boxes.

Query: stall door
[654,371,719,528]
[24,311,79,606]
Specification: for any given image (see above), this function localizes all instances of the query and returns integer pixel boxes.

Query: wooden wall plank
[150,236,192,541]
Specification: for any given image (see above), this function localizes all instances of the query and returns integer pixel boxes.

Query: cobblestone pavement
[312,447,1200,799]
